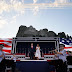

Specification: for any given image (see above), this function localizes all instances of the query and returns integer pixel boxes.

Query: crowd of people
[0,44,18,72]
[30,43,72,72]
[0,43,72,72]
[0,43,41,72]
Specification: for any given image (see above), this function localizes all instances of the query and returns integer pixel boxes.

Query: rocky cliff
[16,25,71,38]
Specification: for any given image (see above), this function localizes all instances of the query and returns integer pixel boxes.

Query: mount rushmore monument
[16,25,72,38]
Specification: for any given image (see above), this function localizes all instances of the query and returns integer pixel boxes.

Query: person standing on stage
[35,44,41,60]
[29,43,35,60]
[0,44,5,72]
[55,44,67,72]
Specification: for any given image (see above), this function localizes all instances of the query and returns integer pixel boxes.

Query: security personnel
[55,44,67,72]
[0,44,5,72]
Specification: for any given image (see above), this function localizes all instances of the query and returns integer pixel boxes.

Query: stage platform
[16,60,55,72]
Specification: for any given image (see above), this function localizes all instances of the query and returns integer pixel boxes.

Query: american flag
[0,38,72,54]
[60,38,72,51]
[0,38,12,54]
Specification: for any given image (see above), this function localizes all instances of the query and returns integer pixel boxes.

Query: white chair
[5,66,12,72]
[67,65,72,72]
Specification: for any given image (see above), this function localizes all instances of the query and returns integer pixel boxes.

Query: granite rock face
[16,25,38,37]
[48,31,57,37]
[16,25,71,38]
[38,29,48,37]
[16,25,49,37]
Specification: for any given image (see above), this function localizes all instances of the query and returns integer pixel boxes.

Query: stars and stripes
[0,38,12,54]
[0,38,72,54]
[60,38,72,51]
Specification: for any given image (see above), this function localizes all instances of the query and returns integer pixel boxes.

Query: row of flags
[0,38,72,54]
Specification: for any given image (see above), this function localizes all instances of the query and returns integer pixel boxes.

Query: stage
[16,60,55,72]
[5,37,59,72]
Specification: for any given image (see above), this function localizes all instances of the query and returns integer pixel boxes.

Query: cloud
[0,0,11,14]
[55,0,68,3]
[0,16,8,28]
[0,0,24,14]
[33,0,37,3]
[10,14,20,24]
[21,0,24,3]
[0,0,71,15]
[33,6,39,15]
[0,0,71,26]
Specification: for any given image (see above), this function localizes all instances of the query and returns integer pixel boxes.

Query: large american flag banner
[0,38,12,54]
[60,38,72,51]
[0,38,72,54]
